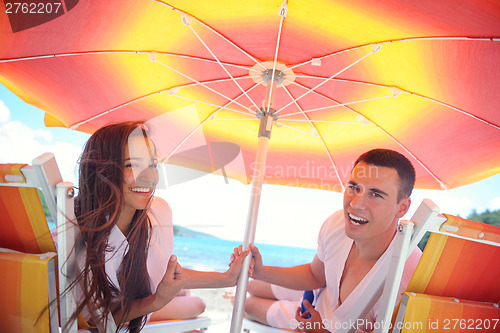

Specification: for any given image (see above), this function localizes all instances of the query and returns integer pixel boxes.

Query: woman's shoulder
[149,196,172,224]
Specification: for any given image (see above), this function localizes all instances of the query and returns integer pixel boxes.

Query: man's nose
[349,192,366,209]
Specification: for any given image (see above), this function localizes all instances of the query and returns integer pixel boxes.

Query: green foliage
[417,208,500,251]
[173,225,217,238]
[37,189,51,217]
[466,209,500,227]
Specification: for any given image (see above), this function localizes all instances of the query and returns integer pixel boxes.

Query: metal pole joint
[256,108,278,138]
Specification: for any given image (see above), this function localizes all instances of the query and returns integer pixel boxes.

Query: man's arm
[250,244,326,291]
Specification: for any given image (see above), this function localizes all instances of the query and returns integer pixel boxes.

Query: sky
[1,83,499,249]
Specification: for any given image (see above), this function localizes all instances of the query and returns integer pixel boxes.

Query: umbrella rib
[165,88,259,161]
[284,80,368,116]
[152,0,265,70]
[179,75,254,89]
[281,95,394,118]
[213,118,258,121]
[68,76,253,129]
[366,116,451,190]
[288,44,370,71]
[289,36,500,70]
[172,81,262,117]
[187,25,261,111]
[0,51,252,72]
[293,74,396,89]
[154,52,252,70]
[171,94,256,117]
[404,89,500,130]
[265,0,287,113]
[281,86,345,191]
[276,50,375,115]
[154,58,254,114]
[280,119,366,125]
[168,75,257,94]
[283,82,450,189]
[70,93,159,129]
[288,74,500,129]
[278,122,317,136]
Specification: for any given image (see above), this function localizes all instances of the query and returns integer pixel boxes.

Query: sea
[173,235,317,272]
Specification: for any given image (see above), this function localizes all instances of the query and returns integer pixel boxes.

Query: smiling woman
[73,121,182,332]
[68,120,250,332]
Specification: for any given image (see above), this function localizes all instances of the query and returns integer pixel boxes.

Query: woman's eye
[125,163,139,168]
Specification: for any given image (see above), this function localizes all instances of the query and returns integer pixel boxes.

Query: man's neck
[353,228,397,261]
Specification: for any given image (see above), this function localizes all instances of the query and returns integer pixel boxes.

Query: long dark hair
[71,121,154,332]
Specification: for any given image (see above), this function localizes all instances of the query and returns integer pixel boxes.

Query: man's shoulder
[319,209,346,239]
[322,209,345,229]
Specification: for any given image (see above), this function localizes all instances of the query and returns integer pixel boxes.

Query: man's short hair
[354,148,416,201]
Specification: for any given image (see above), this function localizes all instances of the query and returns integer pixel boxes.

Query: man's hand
[225,245,251,285]
[153,255,190,310]
[295,300,329,333]
[248,244,264,279]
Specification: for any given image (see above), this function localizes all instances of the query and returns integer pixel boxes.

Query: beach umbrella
[1,1,500,331]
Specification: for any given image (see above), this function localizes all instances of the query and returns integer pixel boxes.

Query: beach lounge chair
[0,153,73,332]
[374,199,500,333]
[243,318,295,332]
[0,153,211,333]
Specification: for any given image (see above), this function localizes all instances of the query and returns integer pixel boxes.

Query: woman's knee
[191,296,206,316]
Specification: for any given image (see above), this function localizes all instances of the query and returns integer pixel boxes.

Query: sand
[189,287,237,331]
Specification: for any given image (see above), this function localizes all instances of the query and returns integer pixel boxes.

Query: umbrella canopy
[1,0,499,192]
[2,1,500,331]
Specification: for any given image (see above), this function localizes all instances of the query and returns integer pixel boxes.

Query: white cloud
[408,189,474,218]
[0,101,10,123]
[0,120,80,184]
[490,197,500,211]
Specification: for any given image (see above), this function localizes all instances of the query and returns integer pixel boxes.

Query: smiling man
[246,149,422,332]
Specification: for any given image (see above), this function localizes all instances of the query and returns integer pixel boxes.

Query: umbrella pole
[230,133,270,333]
[230,76,278,332]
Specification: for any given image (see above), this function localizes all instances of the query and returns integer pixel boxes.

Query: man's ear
[396,196,411,219]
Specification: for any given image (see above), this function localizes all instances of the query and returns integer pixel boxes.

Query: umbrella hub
[249,61,295,87]
[262,68,285,85]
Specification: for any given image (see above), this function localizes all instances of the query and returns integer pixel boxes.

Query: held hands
[226,245,251,285]
[295,300,329,333]
[153,255,190,310]
[229,244,263,279]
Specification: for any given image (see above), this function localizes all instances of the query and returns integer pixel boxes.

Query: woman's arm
[183,246,251,289]
[250,244,326,291]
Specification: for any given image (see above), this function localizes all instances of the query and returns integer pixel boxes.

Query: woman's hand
[153,255,190,310]
[226,245,251,285]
